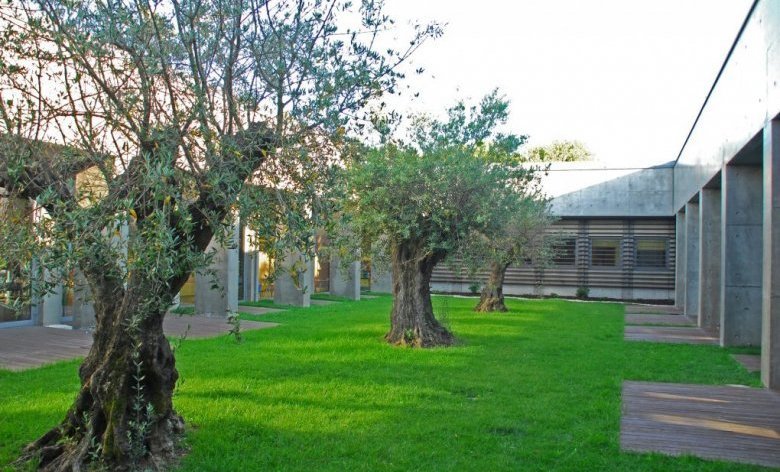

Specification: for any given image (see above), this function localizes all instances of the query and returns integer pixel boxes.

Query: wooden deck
[624,304,681,315]
[621,381,780,468]
[0,316,277,371]
[732,354,762,373]
[624,326,718,345]
[625,314,696,326]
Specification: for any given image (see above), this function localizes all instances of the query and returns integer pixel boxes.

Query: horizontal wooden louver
[431,217,676,297]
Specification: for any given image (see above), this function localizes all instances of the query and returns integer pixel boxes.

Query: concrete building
[1,0,778,390]
[431,162,678,301]
[433,0,780,390]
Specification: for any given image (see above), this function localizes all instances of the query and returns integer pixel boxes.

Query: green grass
[0,297,767,471]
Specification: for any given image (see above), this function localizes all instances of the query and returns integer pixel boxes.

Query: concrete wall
[329,256,360,300]
[684,201,701,318]
[273,251,314,307]
[721,164,763,346]
[699,187,722,332]
[540,162,674,217]
[370,269,392,294]
[675,211,686,308]
[673,0,780,212]
[195,225,240,317]
[762,118,780,388]
[430,281,674,301]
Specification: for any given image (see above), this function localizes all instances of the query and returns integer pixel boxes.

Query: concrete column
[721,164,763,346]
[329,256,361,300]
[40,281,63,325]
[242,250,259,302]
[699,187,722,333]
[762,118,780,389]
[685,201,700,319]
[675,210,686,309]
[71,272,95,330]
[273,251,314,307]
[370,269,392,294]
[195,224,239,317]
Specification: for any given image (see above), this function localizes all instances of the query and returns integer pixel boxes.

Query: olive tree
[342,92,532,347]
[0,1,437,469]
[466,189,555,312]
[524,139,592,162]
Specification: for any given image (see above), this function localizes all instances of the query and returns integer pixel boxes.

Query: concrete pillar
[195,224,239,317]
[762,118,780,389]
[242,250,259,302]
[675,210,686,309]
[698,187,722,333]
[71,272,95,330]
[685,201,700,319]
[273,251,314,307]
[370,269,392,294]
[721,164,763,346]
[40,281,63,326]
[329,256,360,300]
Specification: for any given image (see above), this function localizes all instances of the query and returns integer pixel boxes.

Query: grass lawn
[0,296,766,471]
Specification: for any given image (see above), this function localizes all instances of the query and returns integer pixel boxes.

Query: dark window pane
[552,238,576,266]
[591,239,620,267]
[636,239,667,268]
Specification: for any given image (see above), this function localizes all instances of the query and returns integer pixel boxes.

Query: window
[552,237,577,266]
[591,238,620,267]
[636,239,667,268]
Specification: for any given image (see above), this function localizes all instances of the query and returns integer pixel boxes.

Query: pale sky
[379,0,753,166]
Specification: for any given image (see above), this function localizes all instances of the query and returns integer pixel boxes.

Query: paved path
[732,354,761,373]
[164,315,277,339]
[237,305,286,315]
[621,381,780,468]
[624,326,718,345]
[0,316,277,371]
[624,304,681,315]
[310,299,338,306]
[625,313,696,326]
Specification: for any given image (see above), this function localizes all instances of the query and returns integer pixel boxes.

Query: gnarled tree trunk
[475,261,509,312]
[385,241,454,347]
[19,280,184,471]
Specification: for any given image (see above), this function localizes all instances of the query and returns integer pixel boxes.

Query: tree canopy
[523,140,592,162]
[341,92,537,346]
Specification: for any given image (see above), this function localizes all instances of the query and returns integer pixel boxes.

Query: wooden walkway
[624,304,681,315]
[732,354,762,373]
[621,381,780,468]
[624,326,718,345]
[0,316,277,371]
[625,313,696,326]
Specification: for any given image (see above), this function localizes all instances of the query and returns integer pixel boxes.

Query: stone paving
[0,316,278,371]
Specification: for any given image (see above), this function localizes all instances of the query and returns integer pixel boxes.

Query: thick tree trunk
[475,262,509,312]
[385,242,454,347]
[19,283,183,471]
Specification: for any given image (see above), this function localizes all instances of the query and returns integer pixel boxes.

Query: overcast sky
[379,0,753,166]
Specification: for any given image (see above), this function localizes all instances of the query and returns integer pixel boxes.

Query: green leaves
[342,93,537,264]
